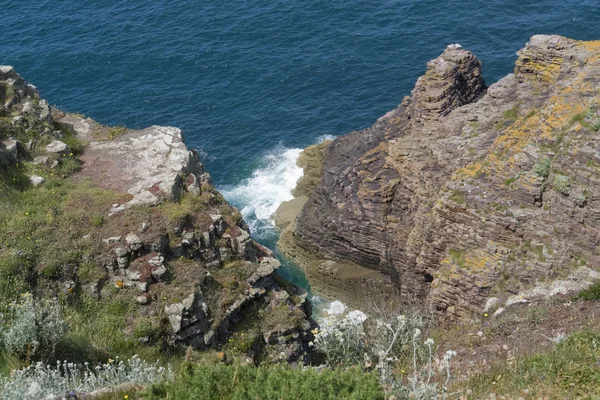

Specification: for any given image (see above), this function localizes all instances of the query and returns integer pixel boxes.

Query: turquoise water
[3,0,600,289]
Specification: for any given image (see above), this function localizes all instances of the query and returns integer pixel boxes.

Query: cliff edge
[280,35,600,319]
[0,66,315,363]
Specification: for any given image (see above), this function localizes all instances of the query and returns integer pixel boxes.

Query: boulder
[46,140,68,154]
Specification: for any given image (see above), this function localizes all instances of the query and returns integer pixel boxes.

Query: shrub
[0,294,67,361]
[0,355,172,400]
[313,308,456,399]
[553,175,571,196]
[593,119,600,132]
[312,312,367,368]
[533,157,551,178]
[574,282,600,301]
[146,363,384,400]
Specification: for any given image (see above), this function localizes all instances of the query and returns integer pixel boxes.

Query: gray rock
[152,265,167,281]
[79,125,208,210]
[0,65,17,79]
[0,140,20,166]
[136,295,149,305]
[165,294,196,333]
[125,233,142,251]
[102,236,121,244]
[46,140,68,154]
[483,297,501,312]
[137,282,149,292]
[32,156,49,165]
[126,270,142,281]
[505,295,528,308]
[148,255,165,267]
[114,247,129,257]
[494,307,505,317]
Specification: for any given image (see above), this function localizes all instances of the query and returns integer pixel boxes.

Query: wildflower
[311,328,319,335]
[124,396,129,400]
[443,350,457,361]
[413,328,422,339]
[108,358,114,363]
[424,338,434,346]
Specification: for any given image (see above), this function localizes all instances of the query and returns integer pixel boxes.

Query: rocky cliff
[0,66,314,363]
[280,35,600,319]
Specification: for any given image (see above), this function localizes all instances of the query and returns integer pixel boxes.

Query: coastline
[273,140,395,311]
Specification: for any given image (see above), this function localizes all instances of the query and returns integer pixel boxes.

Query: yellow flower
[124,395,129,400]
[484,313,489,317]
[311,328,319,334]
[108,358,114,363]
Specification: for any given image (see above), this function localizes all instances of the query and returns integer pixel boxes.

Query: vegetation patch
[573,282,600,301]
[460,331,600,399]
[146,363,384,400]
[553,174,571,195]
[108,126,127,140]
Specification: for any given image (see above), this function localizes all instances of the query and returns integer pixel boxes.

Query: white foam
[220,146,303,234]
[316,134,335,143]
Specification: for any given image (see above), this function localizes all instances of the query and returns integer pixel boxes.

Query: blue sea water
[3,0,600,291]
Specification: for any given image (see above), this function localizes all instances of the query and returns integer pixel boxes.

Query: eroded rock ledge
[280,36,600,320]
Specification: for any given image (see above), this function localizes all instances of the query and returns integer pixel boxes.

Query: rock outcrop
[78,125,210,212]
[282,36,600,319]
[0,65,52,168]
[0,66,315,363]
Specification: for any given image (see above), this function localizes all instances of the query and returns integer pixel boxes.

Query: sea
[4,0,600,308]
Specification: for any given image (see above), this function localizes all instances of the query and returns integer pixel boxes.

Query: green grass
[0,178,119,305]
[449,190,466,205]
[574,283,600,301]
[144,363,385,400]
[460,331,600,398]
[503,106,518,120]
[448,249,466,267]
[57,292,175,366]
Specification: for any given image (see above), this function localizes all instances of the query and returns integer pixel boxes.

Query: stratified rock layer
[287,36,600,319]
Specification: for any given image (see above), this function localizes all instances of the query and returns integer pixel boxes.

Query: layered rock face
[286,36,600,319]
[0,67,315,363]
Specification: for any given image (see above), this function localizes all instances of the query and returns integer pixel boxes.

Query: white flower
[443,350,457,361]
[425,338,434,346]
[413,328,422,339]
